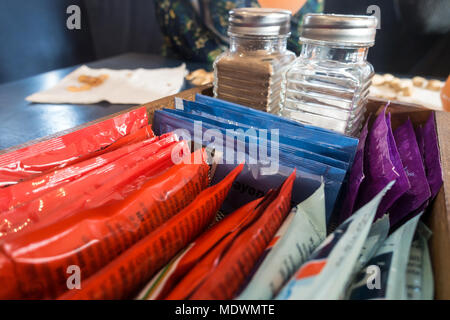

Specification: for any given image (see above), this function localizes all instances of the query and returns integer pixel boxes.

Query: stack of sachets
[233,106,442,301]
[310,105,442,300]
[340,104,442,227]
[152,94,359,224]
[0,108,248,300]
[0,95,442,301]
[138,171,298,300]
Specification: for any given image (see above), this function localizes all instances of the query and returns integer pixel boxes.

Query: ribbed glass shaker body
[281,14,377,136]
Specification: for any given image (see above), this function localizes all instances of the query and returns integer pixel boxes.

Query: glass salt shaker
[281,14,378,136]
[213,8,296,114]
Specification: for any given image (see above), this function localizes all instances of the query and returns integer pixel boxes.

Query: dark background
[324,0,450,80]
[0,0,448,85]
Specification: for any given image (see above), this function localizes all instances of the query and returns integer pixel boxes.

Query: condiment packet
[136,198,263,300]
[338,118,370,223]
[181,97,356,163]
[236,183,326,300]
[417,113,443,199]
[154,109,346,220]
[388,119,431,227]
[0,135,182,238]
[0,126,155,213]
[276,181,394,300]
[195,94,358,156]
[0,107,148,186]
[154,109,347,180]
[347,214,421,300]
[355,105,410,219]
[212,161,339,217]
[341,215,390,299]
[58,163,244,299]
[352,215,390,276]
[164,191,279,300]
[0,150,209,299]
[406,222,433,300]
[163,107,349,170]
[186,171,295,300]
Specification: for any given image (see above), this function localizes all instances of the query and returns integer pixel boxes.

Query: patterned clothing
[154,0,324,67]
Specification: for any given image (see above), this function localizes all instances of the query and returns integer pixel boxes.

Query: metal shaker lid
[228,8,292,36]
[300,14,378,46]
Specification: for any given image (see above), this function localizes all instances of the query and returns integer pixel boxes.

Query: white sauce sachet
[237,183,326,300]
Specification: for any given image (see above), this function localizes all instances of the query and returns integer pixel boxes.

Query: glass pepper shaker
[281,14,378,136]
[213,8,296,114]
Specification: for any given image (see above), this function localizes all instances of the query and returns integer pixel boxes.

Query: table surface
[0,53,205,150]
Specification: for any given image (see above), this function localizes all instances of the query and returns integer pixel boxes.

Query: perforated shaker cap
[300,14,378,46]
[228,8,292,36]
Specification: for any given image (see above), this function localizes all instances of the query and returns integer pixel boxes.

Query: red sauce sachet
[0,134,180,238]
[58,163,244,300]
[186,170,295,300]
[0,107,149,187]
[141,197,263,300]
[0,127,156,214]
[0,149,210,299]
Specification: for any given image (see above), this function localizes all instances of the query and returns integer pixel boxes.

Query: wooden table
[0,52,206,150]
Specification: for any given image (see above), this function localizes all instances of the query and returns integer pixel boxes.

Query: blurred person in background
[2,0,446,83]
[154,0,449,77]
[154,0,324,67]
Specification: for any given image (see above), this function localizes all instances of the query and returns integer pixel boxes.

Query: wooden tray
[2,84,449,299]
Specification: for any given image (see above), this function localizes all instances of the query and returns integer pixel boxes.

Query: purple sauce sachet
[339,118,370,223]
[388,118,431,227]
[389,113,443,231]
[422,113,443,199]
[383,113,411,218]
[416,125,425,159]
[355,105,410,219]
